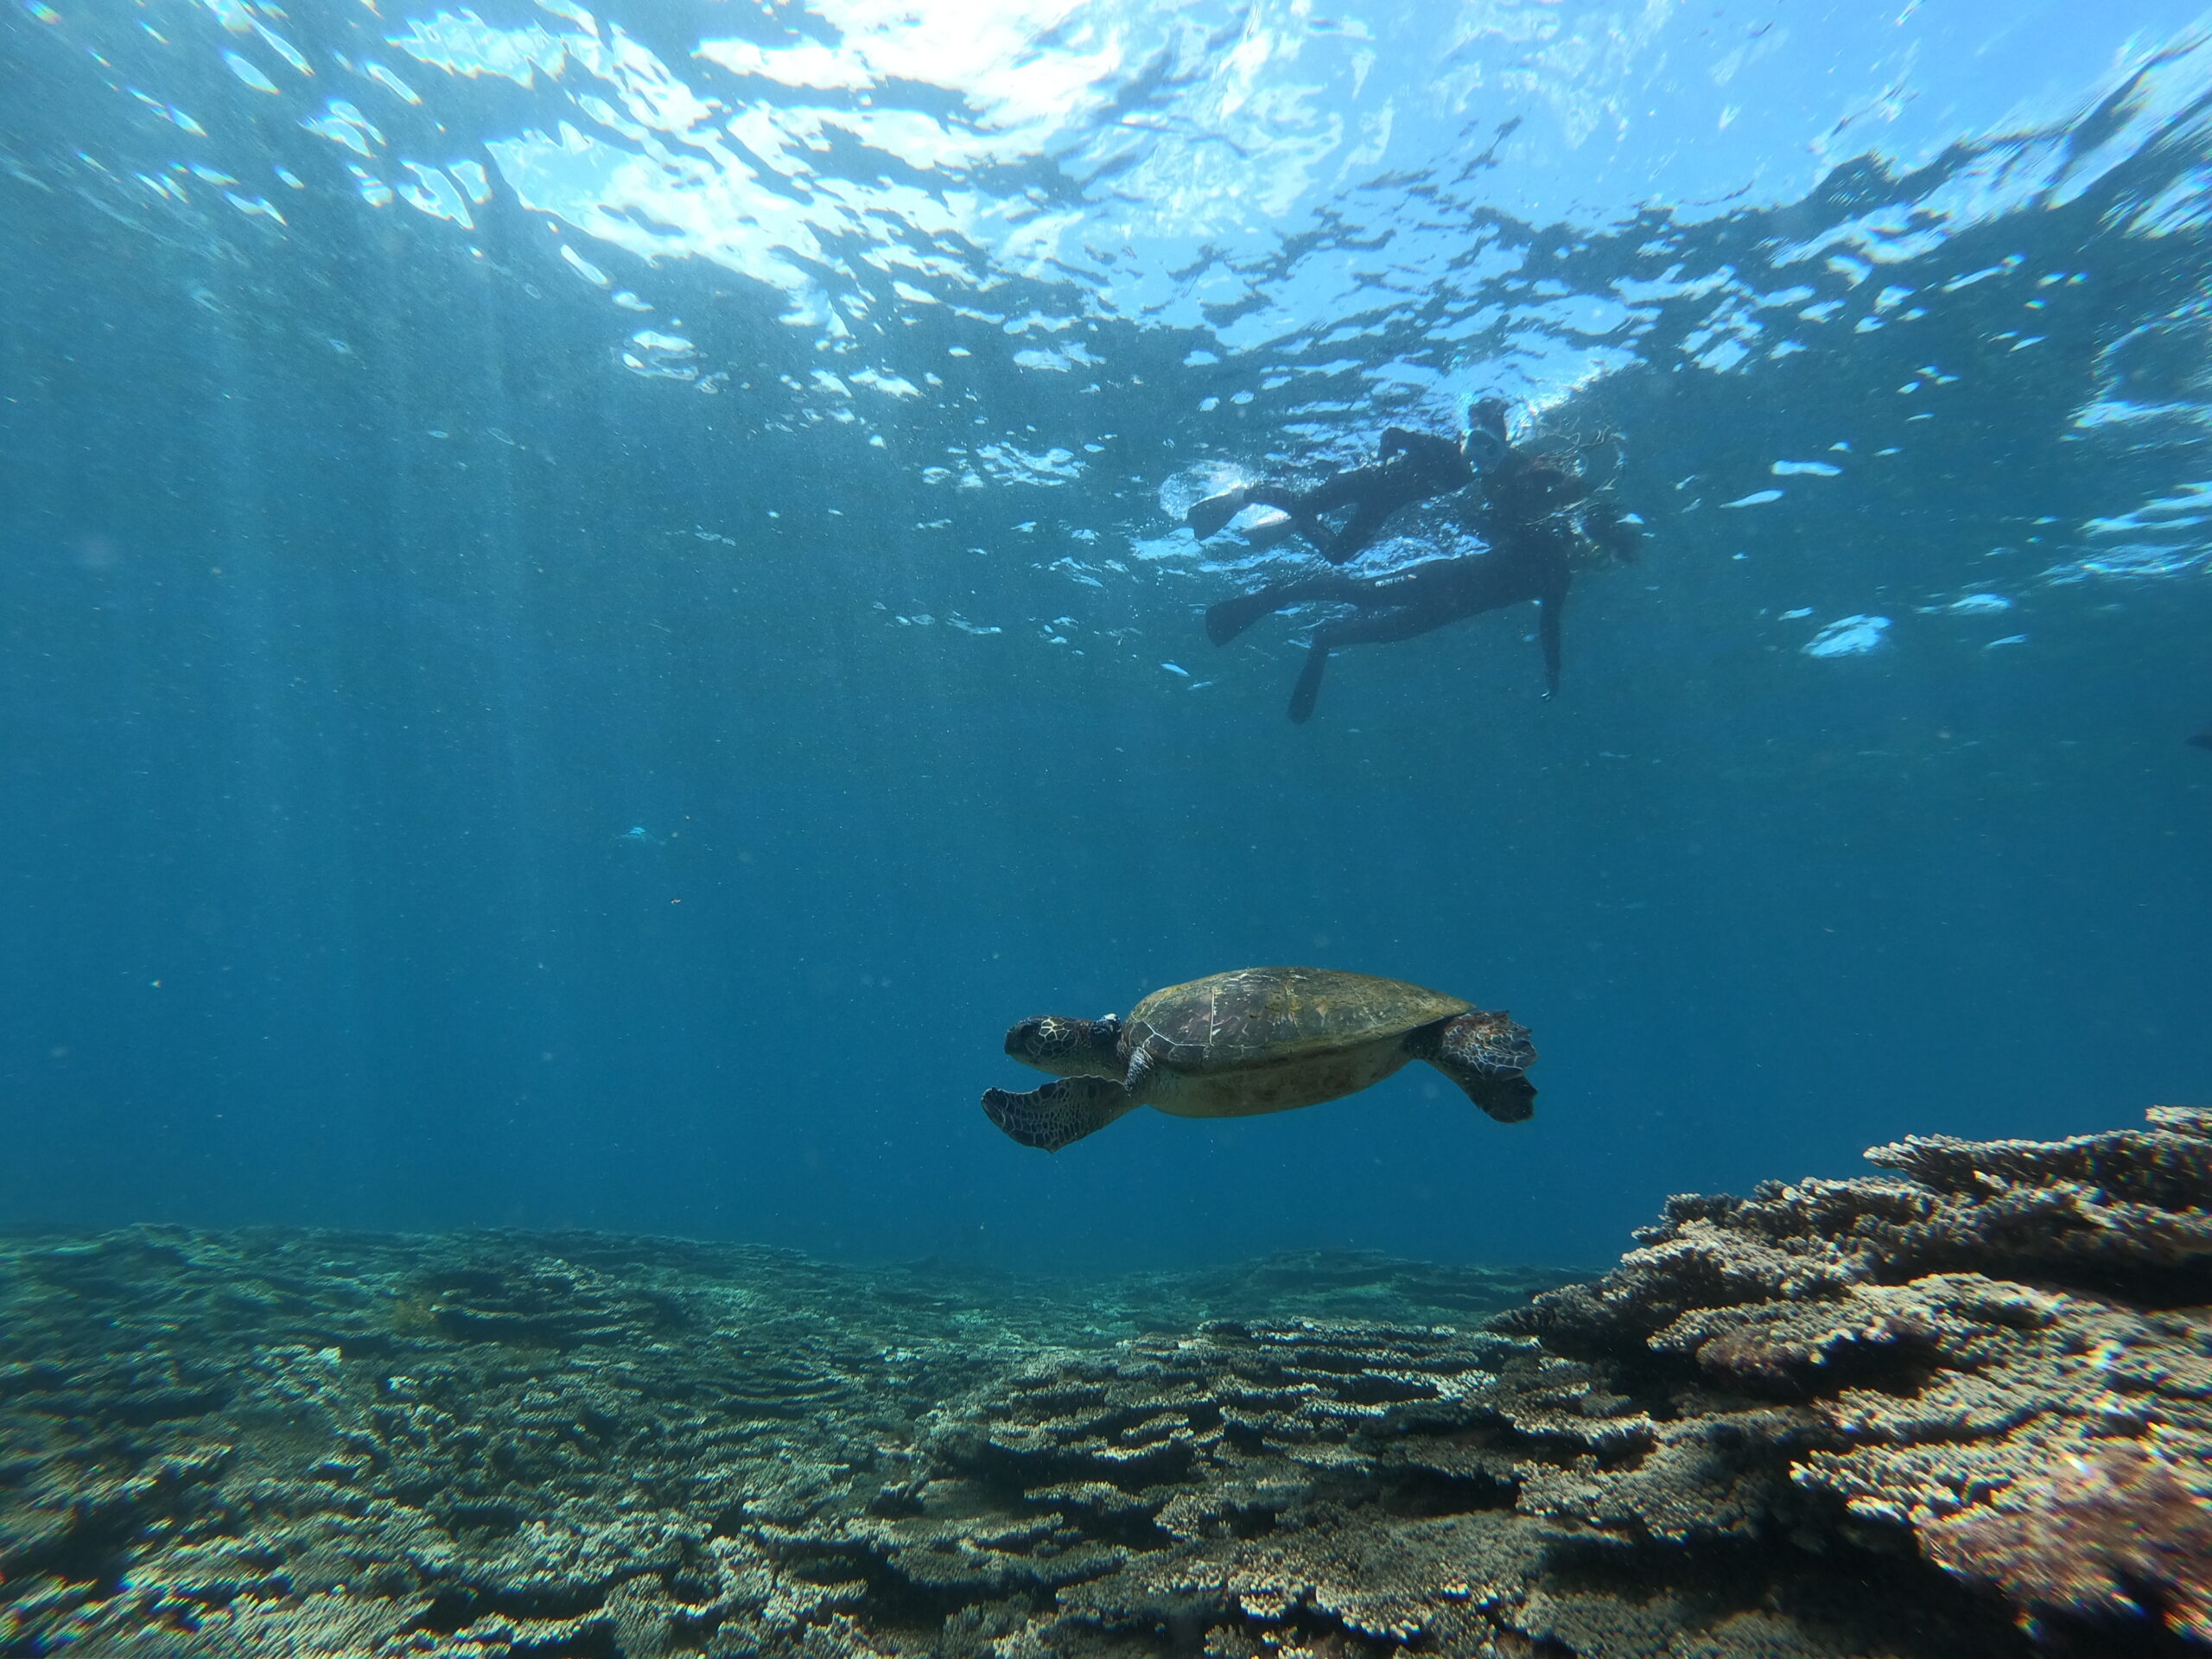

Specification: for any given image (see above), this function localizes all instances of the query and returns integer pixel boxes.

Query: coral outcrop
[1503,1103,2212,1653]
[2,1105,2205,1657]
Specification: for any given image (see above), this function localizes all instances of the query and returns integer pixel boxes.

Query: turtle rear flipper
[1412,1010,1537,1123]
[982,1077,1136,1152]
[1461,1069,1535,1123]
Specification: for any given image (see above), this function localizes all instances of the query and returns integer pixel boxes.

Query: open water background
[2,0,2209,1270]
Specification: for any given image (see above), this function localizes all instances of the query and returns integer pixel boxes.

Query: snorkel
[1463,396,1510,472]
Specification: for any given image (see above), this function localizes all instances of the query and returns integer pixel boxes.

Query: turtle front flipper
[1410,1010,1537,1123]
[982,1077,1136,1152]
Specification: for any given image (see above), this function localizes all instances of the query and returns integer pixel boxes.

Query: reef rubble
[1,1105,2205,1657]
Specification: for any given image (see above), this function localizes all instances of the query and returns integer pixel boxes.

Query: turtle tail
[982,1077,1137,1153]
[1414,1010,1537,1123]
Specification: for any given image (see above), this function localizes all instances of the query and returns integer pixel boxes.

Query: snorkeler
[1205,534,1574,723]
[1204,401,1637,722]
[1183,413,1484,565]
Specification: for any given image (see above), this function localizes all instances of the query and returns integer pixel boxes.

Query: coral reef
[1918,1442,2212,1647]
[1503,1103,2212,1653]
[0,1232,1567,1657]
[2,1105,2205,1656]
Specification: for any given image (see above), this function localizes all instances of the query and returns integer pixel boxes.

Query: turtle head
[1004,1014,1124,1079]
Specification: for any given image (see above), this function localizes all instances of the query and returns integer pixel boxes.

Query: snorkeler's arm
[1383,427,1476,490]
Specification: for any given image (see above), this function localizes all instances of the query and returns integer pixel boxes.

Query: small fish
[2189,729,2212,752]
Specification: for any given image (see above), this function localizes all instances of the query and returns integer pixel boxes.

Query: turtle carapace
[981,966,1536,1153]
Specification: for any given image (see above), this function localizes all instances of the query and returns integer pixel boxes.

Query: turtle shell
[1126,967,1470,1072]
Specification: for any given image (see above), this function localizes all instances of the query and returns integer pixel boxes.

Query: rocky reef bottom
[3,1107,2207,1659]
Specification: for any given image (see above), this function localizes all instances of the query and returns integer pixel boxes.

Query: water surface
[2,0,2209,1270]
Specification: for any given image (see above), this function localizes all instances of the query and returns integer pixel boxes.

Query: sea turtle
[981,966,1535,1153]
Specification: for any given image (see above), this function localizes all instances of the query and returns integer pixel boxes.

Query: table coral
[2,1104,2205,1656]
[1919,1440,2212,1644]
[1503,1103,2212,1652]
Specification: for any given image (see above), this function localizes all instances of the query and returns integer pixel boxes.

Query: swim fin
[1206,589,1280,646]
[1287,641,1330,724]
[1185,488,1249,540]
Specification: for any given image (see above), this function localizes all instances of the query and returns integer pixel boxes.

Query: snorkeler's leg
[1205,573,1368,646]
[1248,469,1377,551]
[1287,638,1332,725]
[1242,484,1311,514]
[1233,483,1325,550]
[1236,513,1304,552]
[1320,500,1395,564]
[1280,569,1494,720]
[1298,470,1373,514]
[1203,484,1305,550]
[1306,562,1480,648]
[1321,604,1446,647]
[1280,561,1490,720]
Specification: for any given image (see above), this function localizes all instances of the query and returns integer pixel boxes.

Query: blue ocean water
[0,0,2208,1275]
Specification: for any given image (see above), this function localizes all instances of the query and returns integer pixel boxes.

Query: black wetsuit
[1206,521,1575,723]
[1191,427,1474,565]
[1205,442,1607,723]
